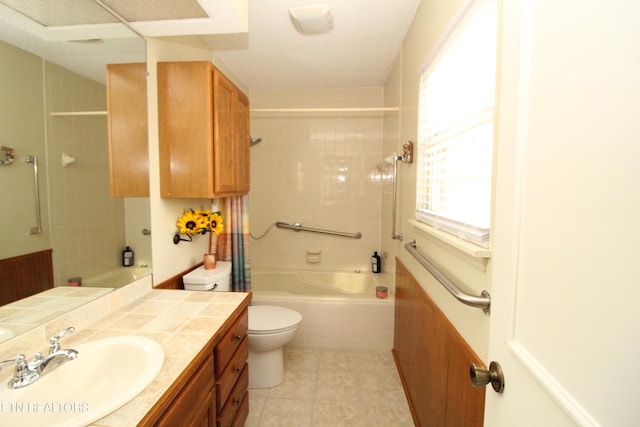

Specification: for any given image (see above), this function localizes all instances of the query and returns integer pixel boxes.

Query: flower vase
[203,253,217,270]
[203,232,218,270]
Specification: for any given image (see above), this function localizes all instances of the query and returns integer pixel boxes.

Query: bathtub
[82,266,152,289]
[251,270,394,350]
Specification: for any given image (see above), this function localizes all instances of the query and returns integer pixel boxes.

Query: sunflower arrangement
[175,209,224,242]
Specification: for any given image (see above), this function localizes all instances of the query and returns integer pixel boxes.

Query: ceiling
[208,0,422,89]
[0,0,421,89]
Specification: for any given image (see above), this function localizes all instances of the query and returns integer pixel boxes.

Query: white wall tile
[250,88,384,273]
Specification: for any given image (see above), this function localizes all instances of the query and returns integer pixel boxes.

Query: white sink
[0,327,15,343]
[0,335,164,427]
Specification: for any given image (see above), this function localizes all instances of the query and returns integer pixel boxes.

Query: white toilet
[182,265,302,389]
[248,305,302,389]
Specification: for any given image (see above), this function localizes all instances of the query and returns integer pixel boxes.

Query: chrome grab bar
[25,155,42,235]
[405,240,491,315]
[390,154,403,241]
[275,222,362,239]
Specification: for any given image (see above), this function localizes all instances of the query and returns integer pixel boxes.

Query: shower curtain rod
[275,221,362,239]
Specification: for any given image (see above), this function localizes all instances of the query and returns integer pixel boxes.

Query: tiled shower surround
[249,88,386,273]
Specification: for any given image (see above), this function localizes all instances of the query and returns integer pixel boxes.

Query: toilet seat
[248,305,302,335]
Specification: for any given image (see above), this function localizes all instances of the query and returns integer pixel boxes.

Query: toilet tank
[183,262,232,291]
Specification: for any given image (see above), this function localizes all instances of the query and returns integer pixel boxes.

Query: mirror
[0,1,148,341]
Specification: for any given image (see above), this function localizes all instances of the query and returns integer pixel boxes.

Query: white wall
[386,0,491,358]
[380,54,402,274]
[145,37,214,285]
[145,37,248,285]
[0,41,50,259]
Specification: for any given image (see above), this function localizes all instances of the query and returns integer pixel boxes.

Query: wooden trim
[394,258,485,426]
[153,263,203,289]
[0,249,54,305]
[392,348,419,424]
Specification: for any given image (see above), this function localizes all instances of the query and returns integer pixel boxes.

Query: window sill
[409,219,492,259]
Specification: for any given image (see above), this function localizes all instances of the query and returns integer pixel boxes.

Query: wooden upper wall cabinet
[106,63,149,197]
[158,61,250,198]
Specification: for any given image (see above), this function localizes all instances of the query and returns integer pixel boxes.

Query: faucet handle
[0,354,29,383]
[49,326,75,354]
[0,354,25,371]
[1,354,40,388]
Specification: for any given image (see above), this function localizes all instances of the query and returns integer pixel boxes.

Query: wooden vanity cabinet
[215,308,249,427]
[157,61,250,198]
[140,301,249,427]
[106,63,149,197]
[154,352,216,427]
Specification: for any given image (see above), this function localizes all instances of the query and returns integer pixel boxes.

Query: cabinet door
[234,91,250,193]
[154,352,216,427]
[158,61,214,198]
[213,69,237,195]
[158,62,249,198]
[107,63,149,197]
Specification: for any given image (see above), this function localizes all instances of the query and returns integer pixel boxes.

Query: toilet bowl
[248,305,302,389]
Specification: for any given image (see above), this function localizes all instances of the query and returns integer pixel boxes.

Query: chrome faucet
[0,327,78,389]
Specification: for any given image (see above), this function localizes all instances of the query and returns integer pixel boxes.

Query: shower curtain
[216,195,251,292]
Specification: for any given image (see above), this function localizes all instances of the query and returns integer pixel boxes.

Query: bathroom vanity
[146,306,249,427]
[0,277,251,427]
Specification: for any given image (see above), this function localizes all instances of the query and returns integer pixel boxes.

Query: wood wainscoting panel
[393,258,485,427]
[0,249,54,306]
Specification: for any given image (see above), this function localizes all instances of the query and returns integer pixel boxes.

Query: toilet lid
[248,305,302,334]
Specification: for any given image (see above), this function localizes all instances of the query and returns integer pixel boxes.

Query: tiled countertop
[0,287,113,342]
[0,276,250,426]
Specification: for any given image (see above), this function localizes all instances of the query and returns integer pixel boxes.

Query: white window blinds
[416,0,497,248]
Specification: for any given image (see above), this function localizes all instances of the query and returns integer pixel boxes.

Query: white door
[485,0,640,425]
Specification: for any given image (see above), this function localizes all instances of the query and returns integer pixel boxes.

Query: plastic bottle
[371,251,381,273]
[122,246,134,267]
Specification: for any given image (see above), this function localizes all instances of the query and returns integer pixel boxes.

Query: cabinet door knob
[233,334,243,341]
[234,365,242,372]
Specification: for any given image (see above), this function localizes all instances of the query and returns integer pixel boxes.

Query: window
[415,0,497,248]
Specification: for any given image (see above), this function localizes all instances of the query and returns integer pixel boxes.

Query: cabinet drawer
[217,336,248,410]
[217,365,249,427]
[215,308,248,375]
[231,391,249,427]
[155,353,215,426]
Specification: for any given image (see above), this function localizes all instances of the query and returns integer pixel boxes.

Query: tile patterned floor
[246,347,415,427]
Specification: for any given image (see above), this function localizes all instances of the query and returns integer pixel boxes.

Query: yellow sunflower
[176,210,207,235]
[208,212,224,235]
[194,209,212,232]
